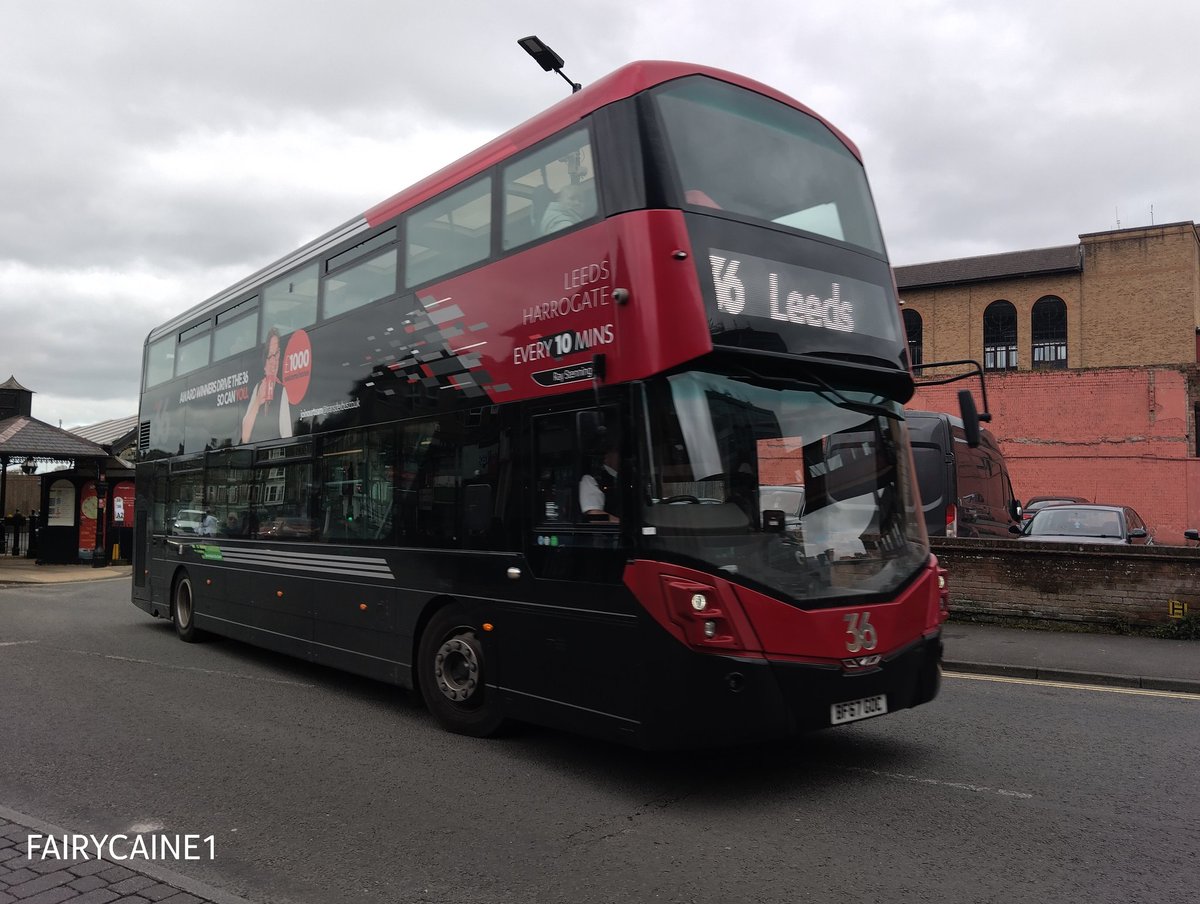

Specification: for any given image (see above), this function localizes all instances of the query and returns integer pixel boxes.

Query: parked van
[906,410,1021,538]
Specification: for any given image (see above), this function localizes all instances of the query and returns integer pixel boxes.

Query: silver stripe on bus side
[216,548,392,566]
[229,562,394,580]
[217,555,393,575]
[178,559,395,590]
[216,549,392,566]
[212,548,394,579]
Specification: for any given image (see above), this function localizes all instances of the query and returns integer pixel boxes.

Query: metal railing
[0,524,34,557]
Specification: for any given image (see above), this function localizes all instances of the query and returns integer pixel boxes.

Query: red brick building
[896,221,1200,540]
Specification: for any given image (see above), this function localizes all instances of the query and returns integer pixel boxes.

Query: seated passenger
[540,183,591,235]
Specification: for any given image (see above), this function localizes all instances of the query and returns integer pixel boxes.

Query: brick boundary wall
[931,538,1200,626]
[909,365,1200,540]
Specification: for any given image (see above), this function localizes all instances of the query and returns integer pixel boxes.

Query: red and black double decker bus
[132,60,949,748]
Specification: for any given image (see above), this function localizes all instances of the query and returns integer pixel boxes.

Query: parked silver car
[1015,504,1153,545]
[1020,494,1090,523]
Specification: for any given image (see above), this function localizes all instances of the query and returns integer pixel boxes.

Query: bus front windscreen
[653,76,887,256]
[638,371,928,606]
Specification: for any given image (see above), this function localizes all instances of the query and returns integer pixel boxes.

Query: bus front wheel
[417,605,505,737]
[172,571,201,643]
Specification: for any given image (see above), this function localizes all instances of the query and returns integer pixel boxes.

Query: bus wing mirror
[958,390,982,448]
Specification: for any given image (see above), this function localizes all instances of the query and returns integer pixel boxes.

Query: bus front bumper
[636,629,943,750]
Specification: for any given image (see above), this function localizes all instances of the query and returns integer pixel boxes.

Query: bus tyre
[418,606,505,737]
[172,571,201,643]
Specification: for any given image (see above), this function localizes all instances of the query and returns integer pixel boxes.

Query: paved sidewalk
[0,806,251,904]
[943,620,1200,693]
[0,556,132,586]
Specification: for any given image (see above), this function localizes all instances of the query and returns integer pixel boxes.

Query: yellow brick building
[895,221,1200,372]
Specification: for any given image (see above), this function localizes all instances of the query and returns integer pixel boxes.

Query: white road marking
[49,643,316,686]
[842,766,1034,799]
[127,821,165,833]
[944,670,1200,701]
[0,640,37,647]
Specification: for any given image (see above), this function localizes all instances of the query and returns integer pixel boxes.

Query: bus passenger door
[133,461,165,603]
[507,403,644,734]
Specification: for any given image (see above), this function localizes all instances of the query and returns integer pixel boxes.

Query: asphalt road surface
[1,580,1196,904]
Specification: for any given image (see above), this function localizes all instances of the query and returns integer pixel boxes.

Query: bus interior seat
[505,207,536,248]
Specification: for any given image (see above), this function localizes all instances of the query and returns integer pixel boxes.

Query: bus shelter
[0,406,112,564]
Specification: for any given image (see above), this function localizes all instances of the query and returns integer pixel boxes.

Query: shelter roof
[70,415,138,447]
[0,415,109,461]
[0,375,32,392]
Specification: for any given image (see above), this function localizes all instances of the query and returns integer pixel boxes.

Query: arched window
[1031,296,1067,369]
[983,300,1018,371]
[902,308,923,367]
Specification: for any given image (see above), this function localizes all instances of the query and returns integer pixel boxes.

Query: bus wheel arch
[415,598,506,737]
[171,567,201,643]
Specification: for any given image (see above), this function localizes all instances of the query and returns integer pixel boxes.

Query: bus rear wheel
[172,571,201,643]
[418,605,505,737]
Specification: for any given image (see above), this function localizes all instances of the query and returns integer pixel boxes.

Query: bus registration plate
[830,694,888,725]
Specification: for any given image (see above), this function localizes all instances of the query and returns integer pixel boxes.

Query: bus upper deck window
[502,129,596,251]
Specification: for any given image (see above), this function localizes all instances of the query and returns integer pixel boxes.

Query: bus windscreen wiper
[730,363,899,420]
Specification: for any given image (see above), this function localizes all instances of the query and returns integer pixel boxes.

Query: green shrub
[1151,612,1200,640]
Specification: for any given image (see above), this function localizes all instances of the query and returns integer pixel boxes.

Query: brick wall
[910,365,1200,540]
[933,537,1200,626]
[1079,226,1200,367]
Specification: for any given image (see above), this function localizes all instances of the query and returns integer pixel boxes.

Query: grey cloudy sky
[2,0,1197,430]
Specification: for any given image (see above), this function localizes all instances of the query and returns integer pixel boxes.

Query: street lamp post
[20,458,38,560]
[517,36,582,93]
[93,461,108,568]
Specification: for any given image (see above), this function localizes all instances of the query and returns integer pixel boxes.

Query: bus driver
[579,445,620,523]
